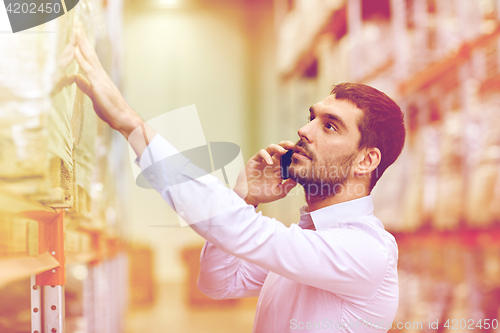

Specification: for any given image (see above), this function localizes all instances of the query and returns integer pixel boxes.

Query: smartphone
[280,150,294,180]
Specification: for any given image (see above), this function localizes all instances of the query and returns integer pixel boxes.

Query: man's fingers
[272,153,281,165]
[75,26,100,68]
[278,141,295,150]
[69,24,76,47]
[259,143,291,166]
[278,178,298,197]
[58,44,75,69]
[266,143,287,156]
[74,46,96,79]
[256,149,273,165]
[72,74,92,97]
[255,142,292,165]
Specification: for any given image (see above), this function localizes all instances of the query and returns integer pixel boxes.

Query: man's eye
[308,116,314,122]
[326,123,337,131]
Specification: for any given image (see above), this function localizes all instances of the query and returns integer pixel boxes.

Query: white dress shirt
[138,134,399,333]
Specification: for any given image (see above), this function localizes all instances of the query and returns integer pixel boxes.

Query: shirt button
[148,174,155,181]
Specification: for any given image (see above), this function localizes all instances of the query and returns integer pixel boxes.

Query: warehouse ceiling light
[157,0,181,7]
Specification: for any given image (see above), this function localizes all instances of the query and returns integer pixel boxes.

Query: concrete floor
[126,283,257,333]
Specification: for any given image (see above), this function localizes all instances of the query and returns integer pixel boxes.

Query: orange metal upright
[36,210,66,286]
[27,209,66,333]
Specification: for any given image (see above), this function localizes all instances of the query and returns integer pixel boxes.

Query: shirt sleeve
[197,241,269,299]
[139,134,389,303]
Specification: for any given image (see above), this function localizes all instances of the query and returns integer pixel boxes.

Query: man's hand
[234,141,298,207]
[71,22,155,158]
[73,22,142,136]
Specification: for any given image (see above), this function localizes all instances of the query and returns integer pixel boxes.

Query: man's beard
[289,140,357,202]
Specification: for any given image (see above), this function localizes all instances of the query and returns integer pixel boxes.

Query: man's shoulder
[334,217,398,251]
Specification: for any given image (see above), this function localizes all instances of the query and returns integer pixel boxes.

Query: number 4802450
[5,2,61,14]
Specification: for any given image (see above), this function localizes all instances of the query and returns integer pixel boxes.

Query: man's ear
[354,148,381,177]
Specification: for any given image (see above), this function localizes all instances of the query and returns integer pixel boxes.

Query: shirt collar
[298,195,374,230]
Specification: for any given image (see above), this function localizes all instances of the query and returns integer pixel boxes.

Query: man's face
[288,95,363,195]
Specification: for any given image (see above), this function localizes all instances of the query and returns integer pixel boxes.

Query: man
[72,24,405,332]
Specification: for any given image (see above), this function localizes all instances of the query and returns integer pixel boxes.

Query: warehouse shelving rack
[0,189,126,333]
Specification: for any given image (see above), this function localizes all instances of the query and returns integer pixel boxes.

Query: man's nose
[297,121,314,143]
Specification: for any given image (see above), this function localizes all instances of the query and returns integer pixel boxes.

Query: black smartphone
[280,150,294,180]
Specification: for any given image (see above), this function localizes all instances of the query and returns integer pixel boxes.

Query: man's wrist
[116,111,157,160]
[116,112,144,139]
[244,198,258,208]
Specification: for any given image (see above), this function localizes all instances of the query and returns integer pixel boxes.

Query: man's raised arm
[72,24,154,160]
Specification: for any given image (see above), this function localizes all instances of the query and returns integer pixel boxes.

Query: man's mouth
[293,147,310,160]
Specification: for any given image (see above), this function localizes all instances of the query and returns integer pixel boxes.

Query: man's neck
[304,181,370,212]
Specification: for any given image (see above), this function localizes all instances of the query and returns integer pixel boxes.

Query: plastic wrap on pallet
[47,11,79,172]
[0,21,57,181]
[0,0,106,206]
[0,22,57,101]
[72,88,97,196]
[0,13,79,167]
[71,0,112,218]
[0,14,77,195]
[0,101,49,181]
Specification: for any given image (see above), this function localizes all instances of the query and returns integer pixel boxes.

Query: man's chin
[288,164,309,183]
[290,158,311,168]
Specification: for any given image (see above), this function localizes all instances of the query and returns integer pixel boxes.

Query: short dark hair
[330,83,406,190]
